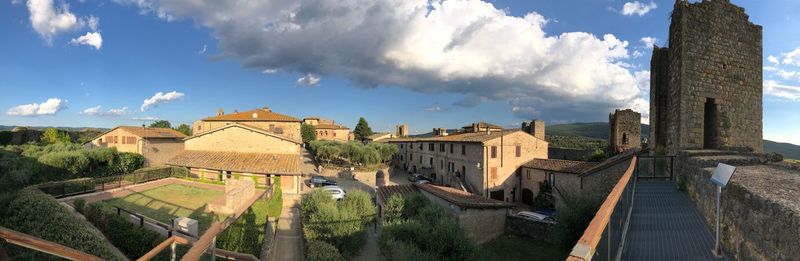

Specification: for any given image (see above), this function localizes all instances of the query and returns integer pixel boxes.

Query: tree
[353,117,373,142]
[40,128,71,144]
[148,120,172,129]
[302,124,317,143]
[174,124,192,136]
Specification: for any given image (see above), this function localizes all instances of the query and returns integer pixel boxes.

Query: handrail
[567,156,637,261]
[213,248,259,261]
[136,235,190,261]
[0,226,103,261]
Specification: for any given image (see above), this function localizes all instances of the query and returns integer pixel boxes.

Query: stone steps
[691,155,763,168]
[681,149,739,157]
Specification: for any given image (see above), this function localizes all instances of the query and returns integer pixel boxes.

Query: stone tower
[395,124,408,137]
[609,109,641,153]
[521,120,545,140]
[650,0,762,153]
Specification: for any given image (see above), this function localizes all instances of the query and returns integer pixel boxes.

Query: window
[400,155,404,161]
[449,144,454,153]
[429,157,433,166]
[440,160,443,169]
[419,143,423,150]
[114,136,118,143]
[548,172,556,187]
[516,145,521,157]
[333,132,336,137]
[419,156,422,163]
[127,137,136,144]
[429,143,434,151]
[491,167,498,182]
[526,169,531,180]
[622,133,629,144]
[400,144,404,149]
[440,143,445,152]
[121,136,126,144]
[197,125,202,131]
[491,146,497,158]
[461,144,466,155]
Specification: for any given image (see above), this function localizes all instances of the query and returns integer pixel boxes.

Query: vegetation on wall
[0,188,127,260]
[302,124,317,143]
[353,117,373,142]
[308,140,397,167]
[378,193,481,261]
[301,189,375,258]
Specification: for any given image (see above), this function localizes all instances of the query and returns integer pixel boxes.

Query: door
[522,189,534,205]
[490,189,504,201]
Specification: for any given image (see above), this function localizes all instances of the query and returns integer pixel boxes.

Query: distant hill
[547,122,800,159]
[0,125,108,132]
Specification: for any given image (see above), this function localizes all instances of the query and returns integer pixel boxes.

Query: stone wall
[505,215,555,243]
[650,0,763,153]
[608,109,641,153]
[677,152,800,260]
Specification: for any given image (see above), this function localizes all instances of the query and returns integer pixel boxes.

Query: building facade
[86,126,186,166]
[193,107,302,142]
[388,121,548,203]
[650,0,763,153]
[303,117,350,142]
[608,109,641,153]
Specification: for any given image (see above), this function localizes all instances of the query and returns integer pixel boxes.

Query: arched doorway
[522,189,534,205]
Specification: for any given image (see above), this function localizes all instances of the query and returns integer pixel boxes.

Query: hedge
[83,203,164,259]
[0,188,126,260]
[301,190,375,257]
[307,240,345,261]
[216,177,282,257]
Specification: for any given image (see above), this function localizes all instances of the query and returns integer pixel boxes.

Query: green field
[481,234,568,261]
[101,184,227,233]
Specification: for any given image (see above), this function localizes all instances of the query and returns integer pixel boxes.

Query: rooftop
[376,184,417,206]
[99,126,187,139]
[167,150,301,175]
[416,183,515,209]
[524,159,599,174]
[386,129,535,143]
[201,108,301,122]
[314,123,349,130]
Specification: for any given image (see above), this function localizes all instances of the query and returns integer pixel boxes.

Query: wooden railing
[0,226,103,261]
[567,156,638,261]
[136,235,190,261]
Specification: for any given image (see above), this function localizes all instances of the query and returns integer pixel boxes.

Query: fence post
[140,215,144,227]
[62,183,66,198]
[117,207,121,216]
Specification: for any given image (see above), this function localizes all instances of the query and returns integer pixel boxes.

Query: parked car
[307,176,337,188]
[515,211,557,223]
[322,185,346,200]
[408,173,432,182]
[414,179,431,184]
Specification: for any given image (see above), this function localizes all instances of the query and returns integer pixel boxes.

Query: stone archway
[522,188,534,205]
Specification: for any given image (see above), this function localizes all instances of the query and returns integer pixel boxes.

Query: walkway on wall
[622,180,725,260]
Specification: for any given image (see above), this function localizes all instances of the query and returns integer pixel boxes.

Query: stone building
[650,0,763,153]
[387,121,548,203]
[85,126,186,166]
[192,107,302,142]
[303,117,350,142]
[608,109,641,153]
[395,123,408,137]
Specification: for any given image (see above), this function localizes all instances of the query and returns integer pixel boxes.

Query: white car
[322,185,346,200]
[414,179,431,184]
[515,211,556,223]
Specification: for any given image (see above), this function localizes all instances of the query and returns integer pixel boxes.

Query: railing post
[140,215,144,227]
[117,207,121,216]
[171,241,176,261]
[670,157,675,181]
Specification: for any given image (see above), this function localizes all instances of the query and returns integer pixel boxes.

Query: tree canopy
[353,117,373,142]
[301,124,317,143]
[148,120,172,129]
[40,128,71,144]
[174,124,192,136]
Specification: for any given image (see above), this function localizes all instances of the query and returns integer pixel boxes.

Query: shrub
[84,203,164,259]
[73,198,86,213]
[379,238,437,261]
[0,188,127,260]
[301,189,376,257]
[217,200,269,257]
[382,194,405,224]
[307,240,345,261]
[37,151,90,177]
[553,194,602,248]
[117,152,145,173]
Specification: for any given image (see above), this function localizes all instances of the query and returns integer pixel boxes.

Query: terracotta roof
[524,159,599,174]
[201,108,301,122]
[385,129,536,143]
[185,123,302,144]
[167,150,301,175]
[376,184,418,206]
[314,123,349,130]
[367,133,393,140]
[462,121,503,130]
[89,126,186,142]
[415,184,515,209]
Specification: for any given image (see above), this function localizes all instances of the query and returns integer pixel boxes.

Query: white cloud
[198,44,207,54]
[81,105,128,116]
[768,55,780,65]
[69,31,102,49]
[296,74,320,86]
[621,1,657,16]
[87,15,99,31]
[764,80,800,100]
[27,0,83,43]
[782,47,800,66]
[118,0,649,123]
[131,116,160,121]
[141,91,184,111]
[640,37,657,48]
[424,106,443,112]
[262,68,278,74]
[7,98,67,116]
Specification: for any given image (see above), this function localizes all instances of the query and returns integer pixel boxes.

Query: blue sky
[1,0,798,144]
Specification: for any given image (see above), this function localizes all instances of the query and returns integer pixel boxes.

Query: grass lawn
[481,234,568,261]
[101,183,227,233]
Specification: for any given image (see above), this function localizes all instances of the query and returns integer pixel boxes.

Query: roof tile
[167,150,301,175]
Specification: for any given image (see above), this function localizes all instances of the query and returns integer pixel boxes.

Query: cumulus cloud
[622,1,657,16]
[640,37,657,48]
[296,74,320,86]
[7,98,67,116]
[69,32,102,49]
[117,0,649,122]
[81,105,128,116]
[141,91,184,111]
[764,80,800,100]
[768,55,780,65]
[27,0,83,43]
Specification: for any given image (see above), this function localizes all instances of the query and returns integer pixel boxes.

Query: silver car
[322,185,346,200]
[515,211,556,224]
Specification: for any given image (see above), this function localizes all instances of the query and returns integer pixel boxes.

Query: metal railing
[37,166,176,198]
[635,155,675,180]
[567,156,637,261]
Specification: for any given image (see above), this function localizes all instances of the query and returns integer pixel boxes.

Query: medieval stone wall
[651,0,763,153]
[608,109,641,152]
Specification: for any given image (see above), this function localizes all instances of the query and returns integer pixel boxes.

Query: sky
[0,0,798,144]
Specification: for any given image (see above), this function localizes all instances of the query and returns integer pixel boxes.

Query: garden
[308,140,397,171]
[301,189,376,260]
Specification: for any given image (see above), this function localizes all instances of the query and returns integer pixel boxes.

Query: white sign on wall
[710,163,736,188]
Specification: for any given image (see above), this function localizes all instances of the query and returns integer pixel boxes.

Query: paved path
[623,181,727,260]
[273,195,303,261]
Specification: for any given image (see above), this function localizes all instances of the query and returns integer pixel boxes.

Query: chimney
[234,109,239,113]
[262,106,271,112]
[216,108,224,116]
[434,128,447,136]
